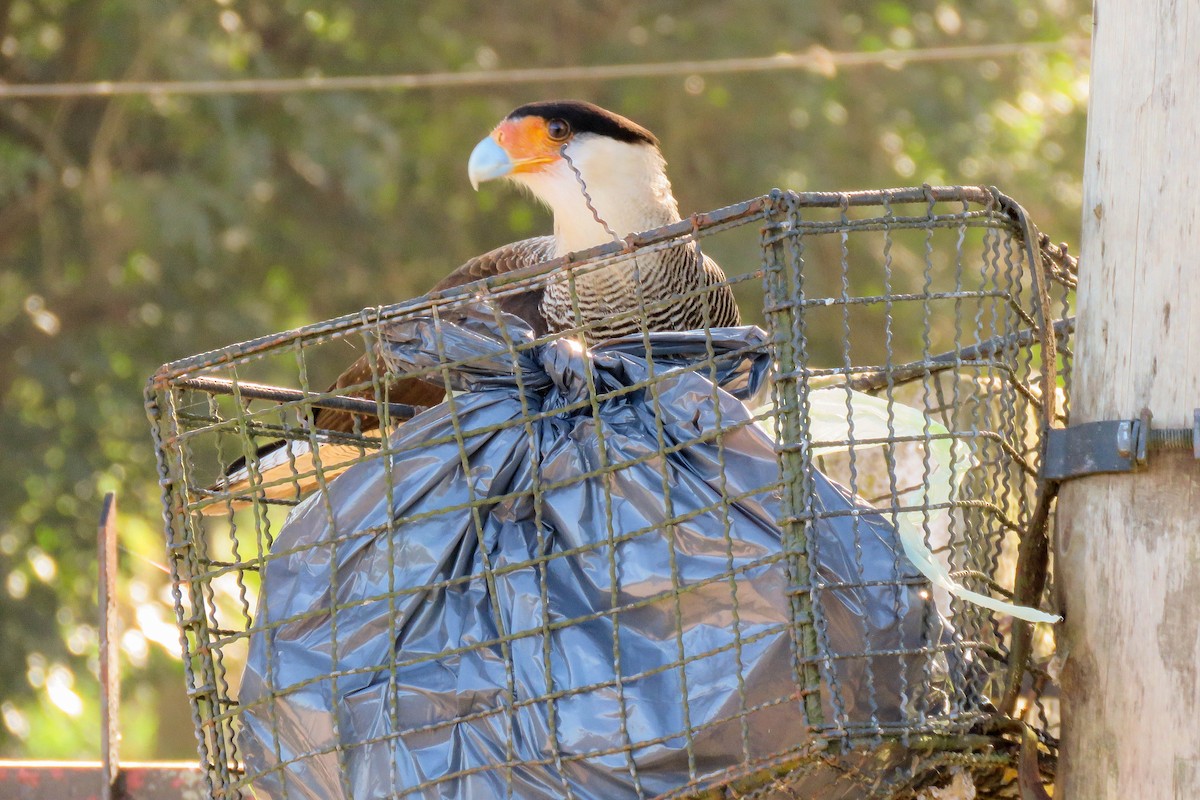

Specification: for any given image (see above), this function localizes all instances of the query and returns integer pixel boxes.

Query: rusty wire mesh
[146,186,1076,799]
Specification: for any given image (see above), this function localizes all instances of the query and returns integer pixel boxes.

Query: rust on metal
[0,762,204,800]
[176,375,428,420]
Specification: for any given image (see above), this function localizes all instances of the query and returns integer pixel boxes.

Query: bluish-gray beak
[467,136,513,190]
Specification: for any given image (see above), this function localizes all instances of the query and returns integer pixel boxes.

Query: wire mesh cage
[147,186,1076,799]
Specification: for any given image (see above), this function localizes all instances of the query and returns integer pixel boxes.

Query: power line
[0,39,1088,100]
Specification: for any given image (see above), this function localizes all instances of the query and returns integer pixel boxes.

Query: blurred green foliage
[0,0,1088,759]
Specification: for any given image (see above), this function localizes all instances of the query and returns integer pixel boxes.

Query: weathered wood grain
[1057,1,1200,797]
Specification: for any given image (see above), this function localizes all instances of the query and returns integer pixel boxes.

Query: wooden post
[1056,2,1200,797]
[98,493,120,800]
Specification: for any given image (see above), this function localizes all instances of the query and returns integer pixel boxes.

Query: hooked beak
[467,136,513,190]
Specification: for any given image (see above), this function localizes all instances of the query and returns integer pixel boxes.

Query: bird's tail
[199,434,376,515]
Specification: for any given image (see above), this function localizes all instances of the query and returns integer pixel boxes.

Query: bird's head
[468,100,681,255]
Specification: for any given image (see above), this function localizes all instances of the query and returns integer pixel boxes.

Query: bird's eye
[546,119,571,141]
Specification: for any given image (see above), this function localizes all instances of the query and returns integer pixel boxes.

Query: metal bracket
[1043,409,1200,481]
[1042,419,1143,481]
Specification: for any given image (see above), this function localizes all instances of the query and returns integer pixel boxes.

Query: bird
[320,100,740,432]
[213,100,740,505]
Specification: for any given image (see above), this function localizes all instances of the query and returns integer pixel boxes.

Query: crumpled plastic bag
[238,306,943,800]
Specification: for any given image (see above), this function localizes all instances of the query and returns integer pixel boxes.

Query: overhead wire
[0,39,1089,100]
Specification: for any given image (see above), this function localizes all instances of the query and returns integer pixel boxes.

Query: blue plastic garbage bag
[238,306,936,799]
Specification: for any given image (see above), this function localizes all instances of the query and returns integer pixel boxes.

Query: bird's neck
[518,138,683,257]
[550,177,680,257]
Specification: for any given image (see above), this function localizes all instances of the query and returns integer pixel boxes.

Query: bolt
[1145,409,1199,459]
[1147,428,1193,451]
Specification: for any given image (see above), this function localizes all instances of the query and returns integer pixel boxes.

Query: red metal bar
[0,762,204,799]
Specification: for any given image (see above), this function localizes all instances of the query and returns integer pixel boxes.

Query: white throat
[509,135,681,257]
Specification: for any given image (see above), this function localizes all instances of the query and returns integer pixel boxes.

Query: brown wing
[432,236,555,294]
[312,236,556,433]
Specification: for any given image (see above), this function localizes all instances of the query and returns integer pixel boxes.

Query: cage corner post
[1056,1,1200,797]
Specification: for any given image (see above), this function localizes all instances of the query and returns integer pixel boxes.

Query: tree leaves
[0,0,1090,758]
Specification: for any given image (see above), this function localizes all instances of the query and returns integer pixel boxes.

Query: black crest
[507,100,658,147]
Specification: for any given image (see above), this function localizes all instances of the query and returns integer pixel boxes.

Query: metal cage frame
[147,186,1076,799]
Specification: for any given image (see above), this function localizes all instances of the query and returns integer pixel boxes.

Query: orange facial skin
[491,116,566,174]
